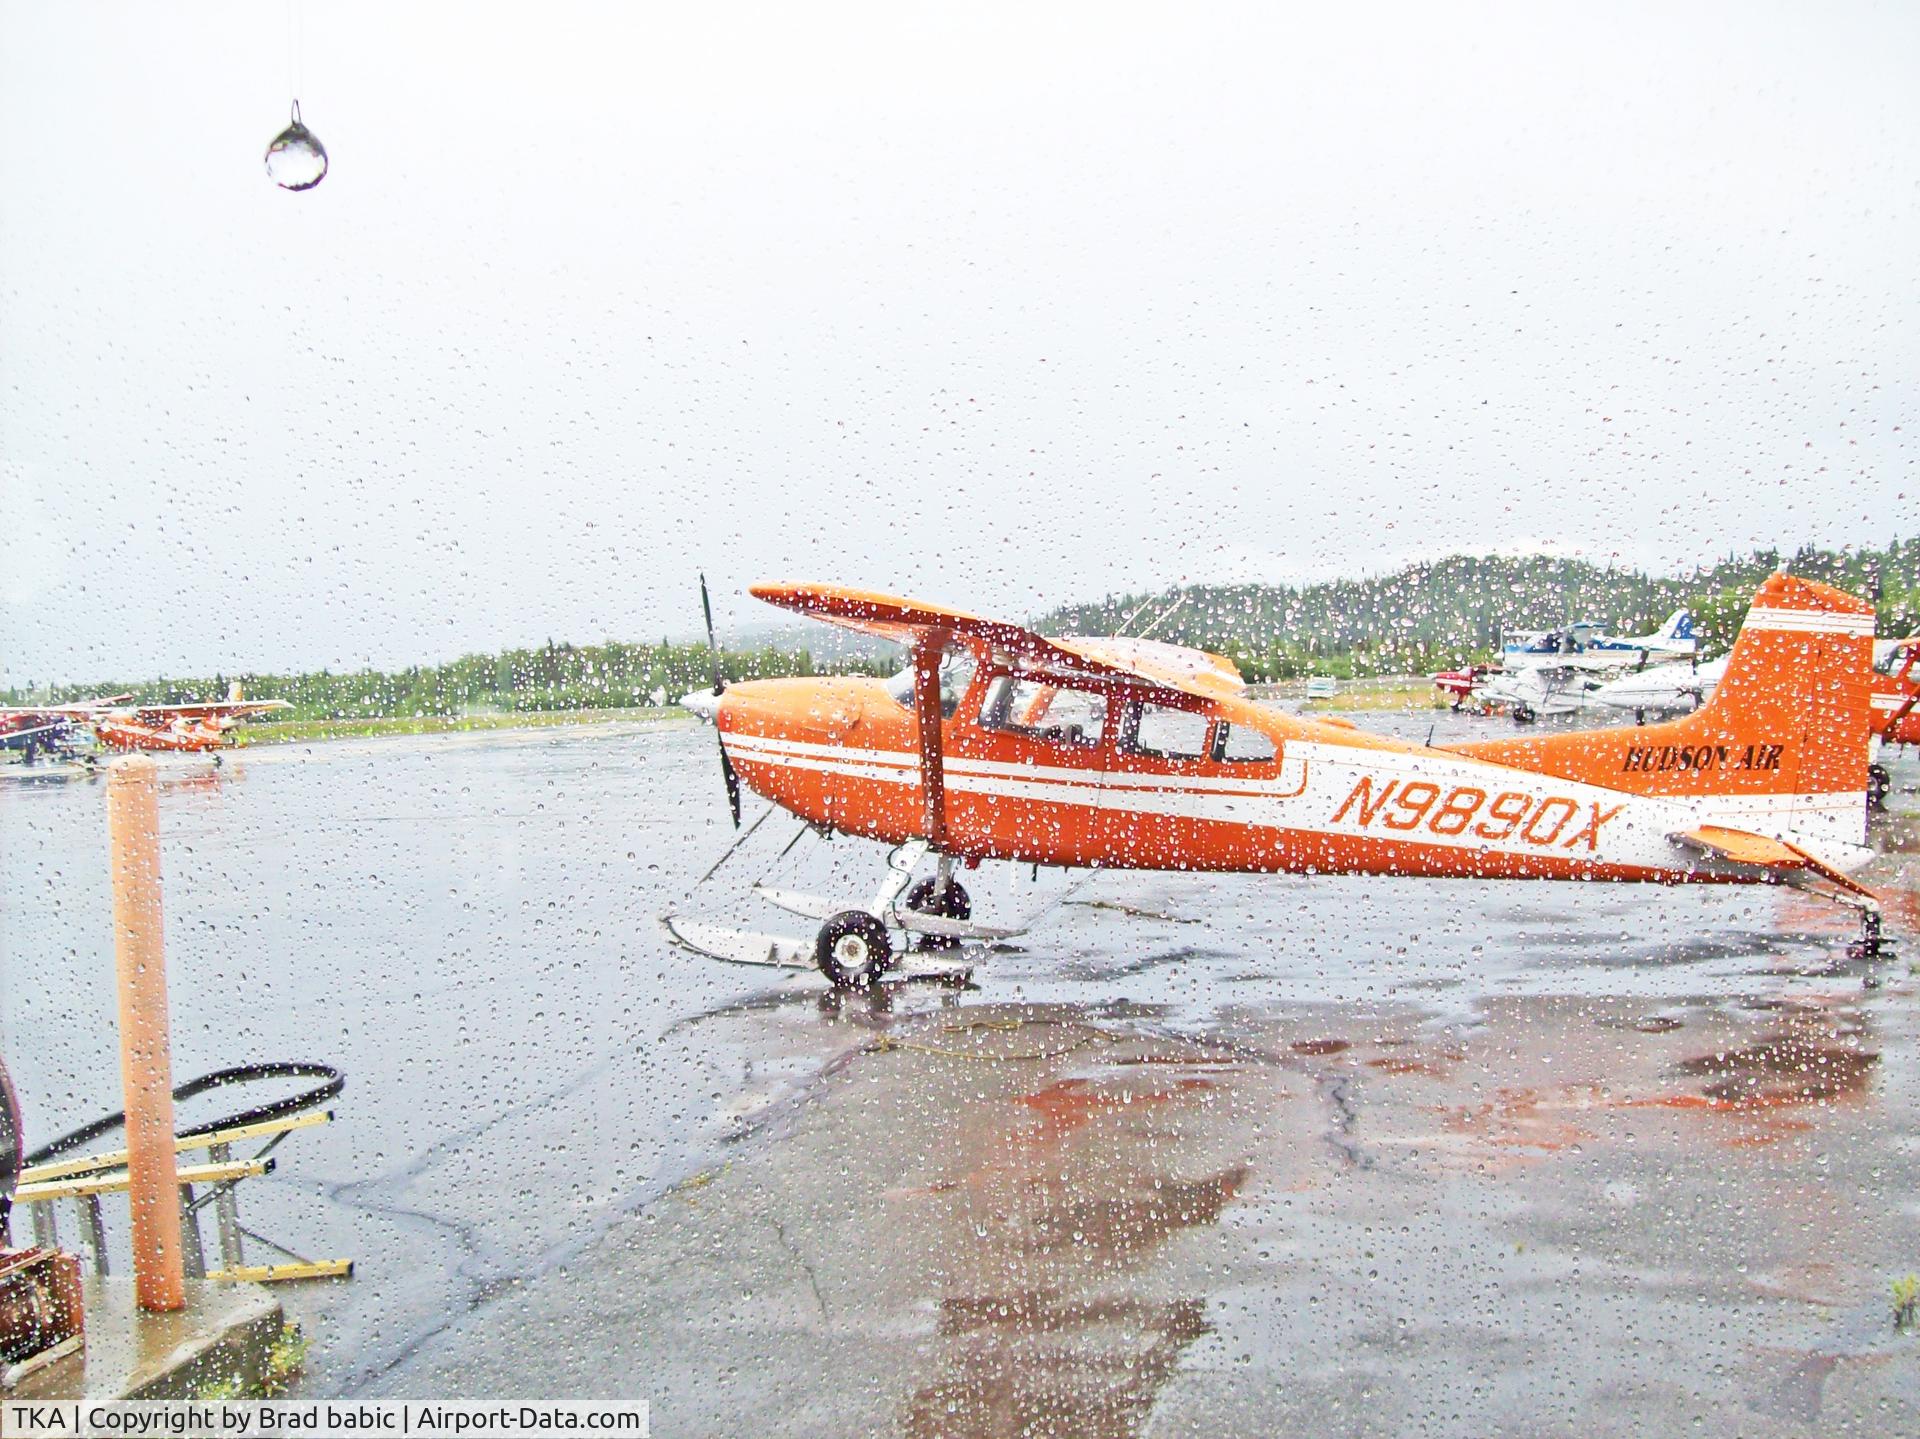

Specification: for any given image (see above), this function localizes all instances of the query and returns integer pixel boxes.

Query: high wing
[0,695,133,721]
[749,581,1247,851]
[0,719,73,741]
[121,699,292,723]
[748,583,1247,703]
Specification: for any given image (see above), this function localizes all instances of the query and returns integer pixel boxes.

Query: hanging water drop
[265,100,327,191]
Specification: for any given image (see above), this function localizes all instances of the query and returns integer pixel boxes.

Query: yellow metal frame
[14,1157,273,1204]
[208,1260,355,1284]
[14,1109,355,1285]
[19,1110,332,1185]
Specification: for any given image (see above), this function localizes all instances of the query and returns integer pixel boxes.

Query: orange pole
[107,754,185,1312]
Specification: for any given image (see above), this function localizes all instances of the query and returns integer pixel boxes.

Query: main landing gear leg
[814,840,929,990]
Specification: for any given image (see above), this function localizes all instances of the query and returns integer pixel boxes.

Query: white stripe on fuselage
[721,732,1868,874]
[1741,607,1877,637]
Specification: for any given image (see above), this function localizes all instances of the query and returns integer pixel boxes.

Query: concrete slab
[360,995,1920,1436]
[6,1278,284,1401]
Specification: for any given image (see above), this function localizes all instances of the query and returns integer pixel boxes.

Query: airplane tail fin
[1661,609,1696,646]
[1620,576,1873,846]
[1450,574,1875,852]
[228,681,244,703]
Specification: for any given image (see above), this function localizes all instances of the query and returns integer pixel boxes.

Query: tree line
[9,537,1915,713]
[5,640,889,723]
[1030,537,1920,681]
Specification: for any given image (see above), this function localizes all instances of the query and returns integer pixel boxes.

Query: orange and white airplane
[91,684,290,760]
[670,573,1885,988]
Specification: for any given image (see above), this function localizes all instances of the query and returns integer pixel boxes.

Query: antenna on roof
[1113,594,1159,638]
[1135,595,1188,642]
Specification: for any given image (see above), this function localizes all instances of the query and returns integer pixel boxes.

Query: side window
[882,643,980,718]
[978,675,1107,747]
[1213,721,1277,763]
[1122,702,1211,760]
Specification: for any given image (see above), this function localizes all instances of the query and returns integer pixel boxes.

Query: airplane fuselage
[714,667,1865,887]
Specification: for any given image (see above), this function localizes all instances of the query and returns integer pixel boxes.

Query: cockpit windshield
[883,644,979,718]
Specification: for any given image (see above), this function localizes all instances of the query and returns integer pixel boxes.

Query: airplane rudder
[1697,574,1874,788]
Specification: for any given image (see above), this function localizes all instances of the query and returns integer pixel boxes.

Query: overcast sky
[2,1,1915,685]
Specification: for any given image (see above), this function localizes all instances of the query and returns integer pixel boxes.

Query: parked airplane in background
[669,576,1885,989]
[1593,655,1730,720]
[1433,664,1498,710]
[0,695,131,763]
[1500,610,1697,668]
[1469,609,1699,721]
[92,685,290,761]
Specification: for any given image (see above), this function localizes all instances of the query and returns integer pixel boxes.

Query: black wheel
[904,877,971,921]
[904,877,971,952]
[1512,706,1536,724]
[1868,764,1891,812]
[816,910,892,990]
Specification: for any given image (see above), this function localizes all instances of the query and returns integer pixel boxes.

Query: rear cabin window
[1213,721,1277,763]
[978,675,1106,747]
[1122,702,1211,760]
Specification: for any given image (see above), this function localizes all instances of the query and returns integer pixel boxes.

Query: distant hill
[1029,538,1920,681]
[12,538,1913,714]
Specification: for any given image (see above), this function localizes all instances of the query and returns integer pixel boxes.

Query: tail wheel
[1868,764,1891,812]
[816,910,893,990]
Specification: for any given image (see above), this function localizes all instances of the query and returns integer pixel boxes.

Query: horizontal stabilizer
[1671,826,1877,903]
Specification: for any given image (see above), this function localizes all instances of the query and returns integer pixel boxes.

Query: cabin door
[940,669,1115,867]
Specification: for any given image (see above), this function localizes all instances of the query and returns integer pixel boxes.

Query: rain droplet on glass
[265,101,327,191]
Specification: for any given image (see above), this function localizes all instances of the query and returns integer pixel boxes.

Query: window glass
[883,645,979,717]
[1214,721,1276,763]
[1123,702,1211,760]
[978,675,1106,746]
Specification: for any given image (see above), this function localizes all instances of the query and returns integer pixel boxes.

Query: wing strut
[911,632,949,848]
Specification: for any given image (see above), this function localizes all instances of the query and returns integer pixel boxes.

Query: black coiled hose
[20,1061,345,1169]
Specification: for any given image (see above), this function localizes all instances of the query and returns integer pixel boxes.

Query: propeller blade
[699,574,739,827]
[699,572,724,695]
[720,740,742,828]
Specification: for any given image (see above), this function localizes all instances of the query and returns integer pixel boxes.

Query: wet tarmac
[4,712,1918,1435]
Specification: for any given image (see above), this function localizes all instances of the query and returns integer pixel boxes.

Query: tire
[904,877,971,952]
[903,877,971,922]
[816,910,892,990]
[1868,764,1891,812]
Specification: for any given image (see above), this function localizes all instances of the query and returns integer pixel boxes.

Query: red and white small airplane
[0,695,132,763]
[669,572,1887,988]
[91,685,290,760]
